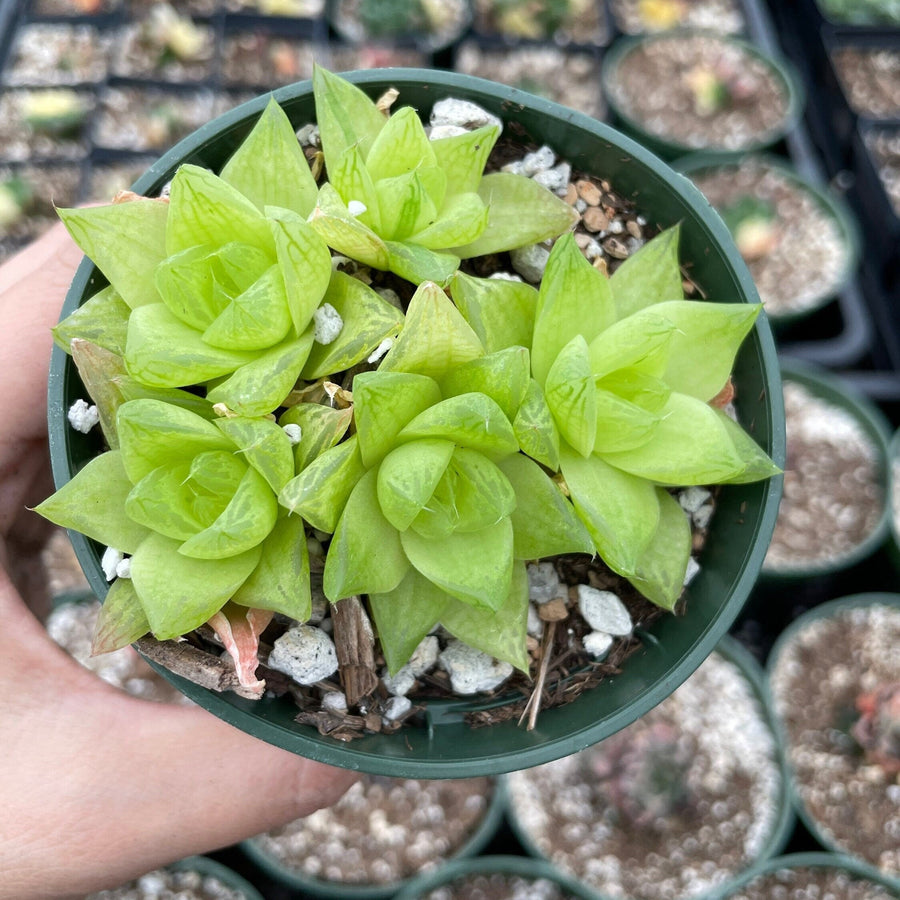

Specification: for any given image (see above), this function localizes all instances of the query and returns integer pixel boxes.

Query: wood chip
[538,597,569,622]
[576,178,602,206]
[603,237,630,259]
[583,206,610,233]
[332,596,378,706]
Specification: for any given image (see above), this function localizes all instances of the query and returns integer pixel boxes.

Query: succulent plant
[23,89,88,137]
[852,682,900,775]
[720,196,780,262]
[0,175,32,228]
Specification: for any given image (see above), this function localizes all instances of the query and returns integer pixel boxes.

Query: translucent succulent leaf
[365,106,436,182]
[406,468,458,540]
[278,435,365,533]
[627,488,692,611]
[313,64,387,164]
[125,461,209,542]
[442,447,516,534]
[544,335,597,458]
[114,378,217,420]
[379,281,483,380]
[324,469,410,601]
[302,271,404,380]
[587,311,676,380]
[309,183,390,270]
[131,532,261,640]
[179,465,278,559]
[205,328,314,417]
[268,208,334,337]
[33,451,149,554]
[58,201,168,309]
[53,285,130,356]
[383,241,460,286]
[117,399,232,484]
[165,164,272,256]
[71,339,126,448]
[441,560,530,673]
[125,303,254,388]
[352,370,442,469]
[499,454,594,559]
[610,224,683,318]
[368,568,449,675]
[715,410,782,484]
[400,517,514,611]
[453,172,579,258]
[376,170,437,241]
[598,368,671,414]
[219,97,318,218]
[208,604,271,694]
[376,438,455,532]
[560,445,660,577]
[440,346,530,422]
[398,393,519,460]
[430,125,499,198]
[513,378,560,471]
[328,144,382,233]
[410,192,489,251]
[214,415,295,493]
[449,272,538,354]
[92,577,149,655]
[532,234,615,387]
[593,388,661,454]
[650,300,762,401]
[598,392,767,485]
[280,403,354,472]
[232,513,311,621]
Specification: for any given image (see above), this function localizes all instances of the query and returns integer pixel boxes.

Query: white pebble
[488,271,524,282]
[583,630,614,660]
[376,287,403,310]
[367,337,393,364]
[577,585,633,636]
[267,625,338,685]
[679,486,712,514]
[67,398,100,434]
[295,123,319,147]
[347,200,367,217]
[382,664,416,697]
[408,634,440,676]
[282,423,302,445]
[428,123,468,140]
[383,695,412,722]
[684,557,701,586]
[527,561,561,604]
[115,557,132,579]
[501,160,524,176]
[101,546,124,582]
[510,243,550,282]
[534,162,571,194]
[429,98,502,133]
[692,503,714,529]
[527,603,542,637]
[321,691,348,712]
[521,145,556,175]
[313,303,343,345]
[439,640,513,694]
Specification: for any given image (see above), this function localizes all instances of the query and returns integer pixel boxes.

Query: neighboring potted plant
[37,68,784,777]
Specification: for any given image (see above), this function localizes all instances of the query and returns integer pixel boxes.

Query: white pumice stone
[347,199,367,217]
[501,160,524,175]
[376,287,403,309]
[534,163,571,194]
[268,625,338,685]
[527,602,543,637]
[407,634,440,677]
[577,585,633,636]
[282,423,302,445]
[295,122,319,146]
[521,145,556,175]
[439,640,513,695]
[101,546,124,582]
[382,664,416,697]
[488,270,524,282]
[527,561,561,604]
[67,398,100,434]
[583,238,604,260]
[383,695,412,722]
[428,123,468,140]
[429,98,502,133]
[510,243,550,282]
[679,486,712,514]
[321,691,348,712]
[313,303,343,345]
[583,630,614,660]
[692,503,714,529]
[367,337,393,363]
[684,557,701,586]
[115,557,132,579]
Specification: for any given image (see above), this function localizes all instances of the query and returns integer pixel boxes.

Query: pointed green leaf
[440,346,530,422]
[366,105,436,182]
[328,143,382,233]
[384,240,460,286]
[58,201,168,309]
[598,368,671,414]
[219,97,318,217]
[125,461,210,542]
[53,285,130,356]
[92,578,150,654]
[215,415,295,493]
[513,378,561,470]
[324,469,410,601]
[131,532,260,639]
[376,438,455,532]
[716,409,781,484]
[430,125,499,197]
[376,170,437,241]
[71,339,126,449]
[588,310,675,380]
[410,192,489,251]
[33,451,149,554]
[545,335,597,458]
[450,271,538,355]
[453,172,579,258]
[593,389,661,454]
[308,183,390,269]
[438,447,516,534]
[280,403,353,472]
[499,454,594,559]
[610,224,684,318]
[114,377,218,420]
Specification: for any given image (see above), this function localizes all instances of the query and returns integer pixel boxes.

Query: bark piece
[332,596,378,706]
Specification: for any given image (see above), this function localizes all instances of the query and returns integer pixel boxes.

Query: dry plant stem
[332,596,378,706]
[519,620,556,731]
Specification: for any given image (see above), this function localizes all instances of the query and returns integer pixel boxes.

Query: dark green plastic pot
[889,427,900,568]
[240,775,503,898]
[601,31,804,161]
[166,855,264,900]
[762,359,892,580]
[675,153,861,326]
[394,855,602,900]
[504,635,796,900]
[48,68,784,778]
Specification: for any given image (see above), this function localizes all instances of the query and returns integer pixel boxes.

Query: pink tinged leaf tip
[208,605,274,695]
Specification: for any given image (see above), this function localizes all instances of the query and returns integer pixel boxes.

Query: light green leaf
[376,438,455,532]
[430,125,499,197]
[92,578,150,654]
[441,561,530,674]
[610,224,684,318]
[308,183,389,269]
[131,532,260,640]
[232,513,311,621]
[716,409,781,484]
[278,435,365,533]
[410,192,489,251]
[352,370,442,469]
[328,144,382,233]
[380,280,483,379]
[513,378,560,470]
[453,172,579,258]
[450,271,538,355]
[376,170,438,241]
[499,454,594,559]
[324,469,410,601]
[33,451,149,554]
[280,403,353,472]
[114,377,218,420]
[440,346,530,422]
[214,415,295,493]
[219,97,318,217]
[544,335,597,458]
[302,271,404,379]
[384,240,460,286]
[53,285,130,356]
[598,368,671,414]
[587,310,675,380]
[560,444,660,577]
[125,461,210,542]
[71,339,126,449]
[432,447,516,535]
[313,64,387,164]
[593,389,661,454]
[58,201,168,309]
[401,517,514,611]
[365,105,436,182]
[628,488,691,611]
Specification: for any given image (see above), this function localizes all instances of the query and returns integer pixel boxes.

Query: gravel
[727,866,898,900]
[608,0,745,34]
[86,868,250,900]
[832,46,900,119]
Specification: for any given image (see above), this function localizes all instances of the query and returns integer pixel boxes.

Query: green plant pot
[166,855,264,900]
[48,68,784,778]
[889,427,900,569]
[240,774,504,898]
[674,153,861,326]
[394,855,602,900]
[762,358,892,580]
[601,31,804,161]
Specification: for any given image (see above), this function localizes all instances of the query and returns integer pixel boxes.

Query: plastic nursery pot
[707,852,900,899]
[762,358,892,581]
[889,427,900,568]
[674,153,861,327]
[239,775,504,899]
[159,855,264,900]
[600,30,804,161]
[394,855,602,900]
[48,68,784,778]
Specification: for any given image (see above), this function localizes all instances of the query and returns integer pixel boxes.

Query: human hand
[0,224,358,900]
